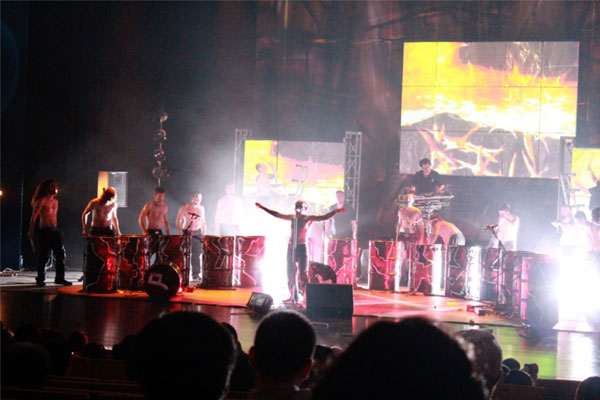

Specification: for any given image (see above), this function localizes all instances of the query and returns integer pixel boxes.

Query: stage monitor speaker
[306,283,353,319]
[98,171,128,207]
[246,292,273,314]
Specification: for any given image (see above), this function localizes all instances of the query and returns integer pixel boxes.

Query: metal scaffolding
[344,131,362,220]
[233,129,252,192]
[557,137,574,219]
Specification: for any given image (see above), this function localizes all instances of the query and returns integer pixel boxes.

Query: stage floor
[1,270,599,381]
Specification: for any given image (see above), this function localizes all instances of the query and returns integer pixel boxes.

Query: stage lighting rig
[152,111,170,186]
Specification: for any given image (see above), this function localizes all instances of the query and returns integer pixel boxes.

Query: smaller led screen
[243,140,344,212]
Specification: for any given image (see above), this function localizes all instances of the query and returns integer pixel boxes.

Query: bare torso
[398,207,422,234]
[143,201,168,230]
[37,196,58,228]
[90,200,117,228]
[177,202,205,232]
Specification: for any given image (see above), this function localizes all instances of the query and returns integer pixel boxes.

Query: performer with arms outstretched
[255,200,346,300]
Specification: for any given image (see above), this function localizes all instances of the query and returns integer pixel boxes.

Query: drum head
[144,263,181,301]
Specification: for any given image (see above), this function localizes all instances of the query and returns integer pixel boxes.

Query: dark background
[2,1,599,270]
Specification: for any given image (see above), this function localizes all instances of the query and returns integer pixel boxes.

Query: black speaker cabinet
[306,283,353,319]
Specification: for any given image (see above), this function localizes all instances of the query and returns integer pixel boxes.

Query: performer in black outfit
[412,158,445,195]
[326,191,356,239]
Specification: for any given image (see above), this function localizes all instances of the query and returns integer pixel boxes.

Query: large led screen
[400,42,579,178]
[243,140,344,211]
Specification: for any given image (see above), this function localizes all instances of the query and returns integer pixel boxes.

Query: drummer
[412,158,445,195]
[81,187,121,237]
[176,193,206,280]
[427,212,465,245]
[396,193,425,243]
[325,190,357,240]
[139,187,170,260]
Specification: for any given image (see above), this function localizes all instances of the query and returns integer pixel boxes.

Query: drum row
[83,235,267,294]
[368,241,552,317]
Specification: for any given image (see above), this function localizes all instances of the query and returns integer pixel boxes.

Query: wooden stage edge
[46,283,527,329]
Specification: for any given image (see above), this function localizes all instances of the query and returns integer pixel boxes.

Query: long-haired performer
[81,187,120,237]
[27,179,72,287]
[255,201,346,301]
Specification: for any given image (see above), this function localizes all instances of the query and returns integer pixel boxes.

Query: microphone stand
[489,226,510,313]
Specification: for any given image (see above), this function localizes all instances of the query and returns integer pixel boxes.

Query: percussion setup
[83,234,266,298]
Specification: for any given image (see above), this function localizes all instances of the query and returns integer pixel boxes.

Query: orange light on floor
[446,301,460,306]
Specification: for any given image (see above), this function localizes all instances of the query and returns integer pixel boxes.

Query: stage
[1,269,599,381]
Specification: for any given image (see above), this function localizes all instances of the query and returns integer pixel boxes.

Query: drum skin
[144,262,182,301]
[157,235,190,287]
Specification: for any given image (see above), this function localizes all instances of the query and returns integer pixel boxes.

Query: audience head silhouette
[131,311,235,400]
[250,310,316,386]
[312,317,484,400]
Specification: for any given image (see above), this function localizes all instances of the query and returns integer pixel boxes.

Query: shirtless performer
[215,183,243,236]
[28,179,72,287]
[428,213,465,245]
[256,162,278,205]
[176,193,206,280]
[139,187,170,259]
[256,200,346,300]
[81,187,121,237]
[490,203,519,251]
[396,194,425,243]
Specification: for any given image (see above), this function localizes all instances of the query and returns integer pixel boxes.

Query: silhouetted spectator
[503,369,534,386]
[66,330,88,354]
[13,323,42,344]
[131,311,235,400]
[312,317,484,400]
[303,344,336,389]
[522,363,539,382]
[576,376,600,400]
[222,322,256,391]
[456,329,502,398]
[82,342,107,359]
[112,334,137,360]
[1,342,51,388]
[41,328,71,375]
[502,357,520,371]
[249,311,316,399]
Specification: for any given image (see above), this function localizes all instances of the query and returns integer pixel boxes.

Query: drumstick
[29,238,36,253]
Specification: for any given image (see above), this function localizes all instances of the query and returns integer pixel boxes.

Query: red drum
[446,245,469,298]
[326,238,357,285]
[118,235,150,290]
[144,262,182,301]
[235,236,265,287]
[460,247,498,301]
[84,236,118,293]
[409,244,447,295]
[201,236,235,288]
[158,235,190,288]
[368,241,409,292]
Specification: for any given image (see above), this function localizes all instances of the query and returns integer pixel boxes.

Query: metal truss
[233,129,252,193]
[344,131,362,220]
[557,137,574,218]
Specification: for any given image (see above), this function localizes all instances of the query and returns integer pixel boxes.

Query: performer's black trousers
[287,244,308,294]
[190,230,203,278]
[37,227,66,283]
